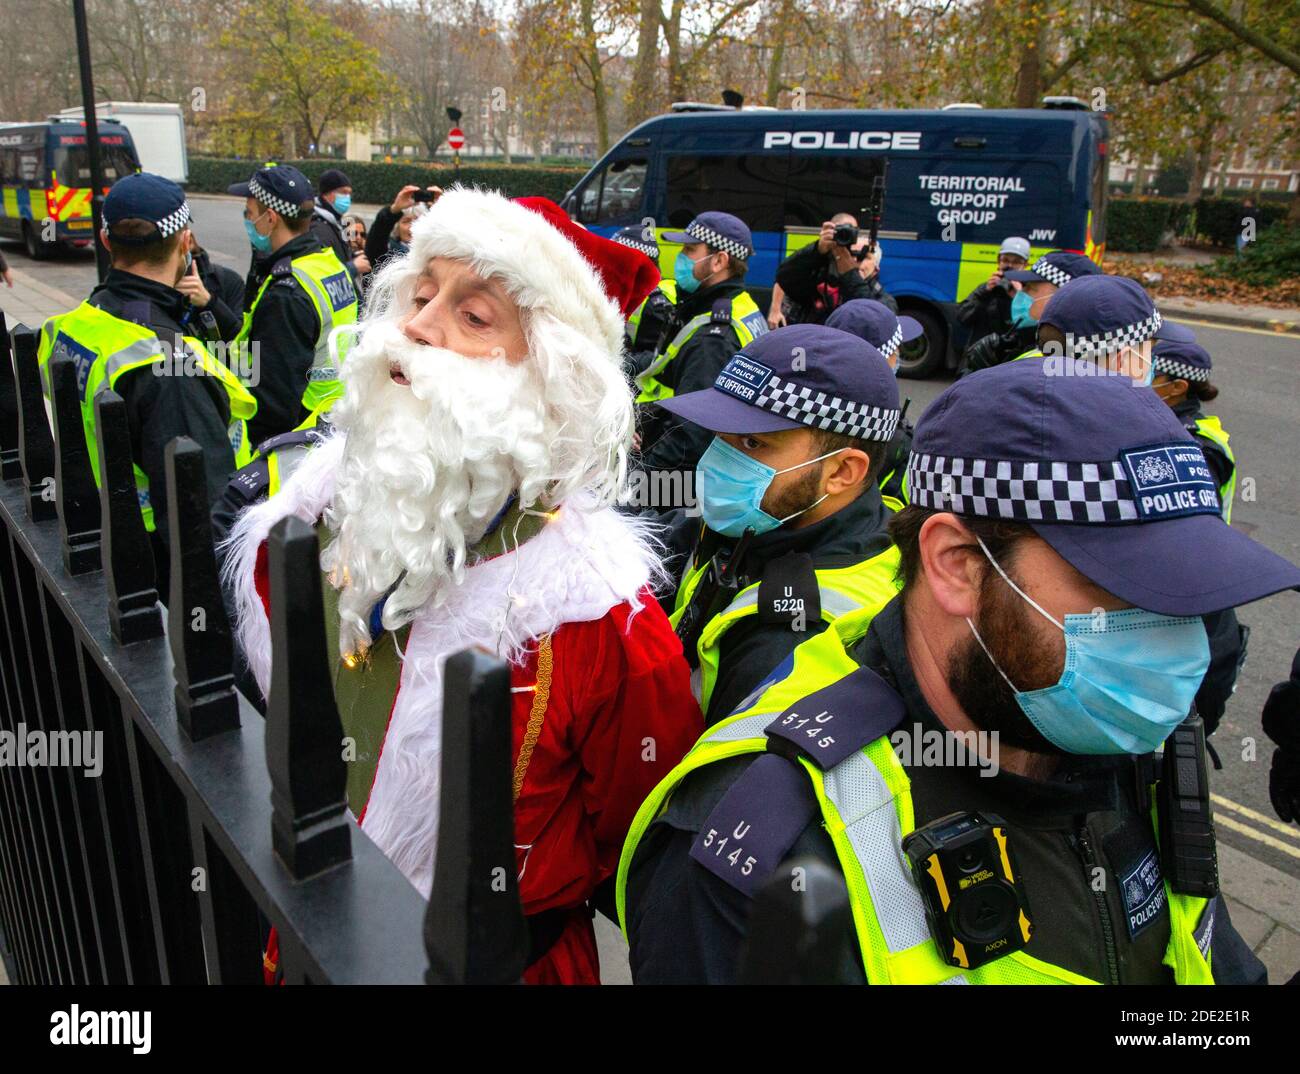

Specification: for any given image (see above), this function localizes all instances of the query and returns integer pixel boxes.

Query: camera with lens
[832,223,859,247]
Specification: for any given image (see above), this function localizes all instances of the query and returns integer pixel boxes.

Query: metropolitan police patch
[1119,442,1221,521]
[714,354,773,403]
[1118,847,1166,940]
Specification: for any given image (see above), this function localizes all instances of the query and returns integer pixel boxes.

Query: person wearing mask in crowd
[229,165,359,445]
[824,298,924,504]
[956,236,1030,344]
[958,251,1100,376]
[311,168,370,281]
[650,325,904,726]
[176,229,246,344]
[365,184,439,278]
[37,174,255,592]
[620,353,1299,985]
[774,212,895,325]
[635,212,768,481]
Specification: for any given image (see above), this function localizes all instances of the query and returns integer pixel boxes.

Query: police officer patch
[714,354,773,403]
[1120,442,1220,521]
[1118,847,1166,940]
[51,332,97,401]
[322,270,356,312]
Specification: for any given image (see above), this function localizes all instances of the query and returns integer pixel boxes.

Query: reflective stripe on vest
[1192,416,1236,524]
[39,303,258,530]
[635,290,766,404]
[236,248,358,412]
[670,543,901,713]
[616,625,1215,984]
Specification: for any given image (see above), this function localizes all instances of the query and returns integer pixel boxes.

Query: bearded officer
[619,353,1299,984]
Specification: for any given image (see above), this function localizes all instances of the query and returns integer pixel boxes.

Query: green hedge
[1106,197,1179,253]
[186,156,588,206]
[1186,197,1290,247]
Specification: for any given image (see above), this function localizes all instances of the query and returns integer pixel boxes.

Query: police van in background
[562,97,1108,378]
[0,118,141,260]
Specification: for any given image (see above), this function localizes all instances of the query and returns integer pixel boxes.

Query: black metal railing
[0,309,529,984]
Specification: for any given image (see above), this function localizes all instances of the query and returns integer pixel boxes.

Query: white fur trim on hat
[406,186,625,360]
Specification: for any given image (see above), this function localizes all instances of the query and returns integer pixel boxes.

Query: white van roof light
[942,102,984,110]
[1041,96,1088,110]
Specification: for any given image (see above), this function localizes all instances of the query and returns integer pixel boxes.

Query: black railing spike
[11,324,56,522]
[94,390,161,644]
[164,437,238,740]
[48,356,102,575]
[736,855,856,985]
[0,311,21,479]
[265,515,351,880]
[425,649,528,985]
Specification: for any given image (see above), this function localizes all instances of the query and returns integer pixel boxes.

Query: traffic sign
[447,128,465,151]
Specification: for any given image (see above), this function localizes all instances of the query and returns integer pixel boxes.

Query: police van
[562,99,1108,377]
[0,119,141,260]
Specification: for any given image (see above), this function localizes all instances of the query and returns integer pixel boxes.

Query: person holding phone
[365,184,441,278]
[176,230,245,343]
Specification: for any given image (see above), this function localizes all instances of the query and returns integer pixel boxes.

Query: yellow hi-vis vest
[38,302,257,532]
[635,290,768,404]
[625,279,676,350]
[1191,416,1236,524]
[235,247,358,412]
[616,608,1216,984]
[252,399,334,498]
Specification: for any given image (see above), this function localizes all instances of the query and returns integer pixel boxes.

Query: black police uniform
[242,231,331,445]
[625,598,1264,985]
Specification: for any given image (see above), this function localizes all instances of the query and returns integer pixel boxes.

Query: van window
[665,155,788,231]
[52,143,139,185]
[577,158,647,226]
[783,156,887,228]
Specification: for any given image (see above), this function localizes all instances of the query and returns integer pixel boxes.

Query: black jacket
[637,278,754,477]
[956,278,1014,342]
[775,242,897,323]
[364,205,411,279]
[310,200,357,279]
[190,248,245,344]
[242,232,329,445]
[678,485,895,726]
[87,269,237,594]
[624,285,677,380]
[626,597,1262,985]
[959,322,1039,377]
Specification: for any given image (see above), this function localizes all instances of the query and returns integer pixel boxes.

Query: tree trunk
[764,2,790,107]
[627,0,662,126]
[1014,3,1044,108]
[665,1,685,103]
[580,0,610,154]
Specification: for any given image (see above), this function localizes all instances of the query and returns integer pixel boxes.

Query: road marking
[1215,813,1300,860]
[1165,317,1300,340]
[1213,793,1300,841]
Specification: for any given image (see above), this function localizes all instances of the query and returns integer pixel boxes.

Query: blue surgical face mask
[333,193,352,214]
[697,436,845,538]
[674,251,705,294]
[245,212,272,253]
[1010,288,1037,328]
[965,537,1209,755]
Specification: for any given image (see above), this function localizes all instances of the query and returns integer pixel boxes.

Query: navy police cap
[228,165,315,218]
[613,225,660,260]
[1039,275,1195,358]
[656,324,901,443]
[1152,339,1212,383]
[103,172,190,245]
[906,356,1300,615]
[662,212,753,262]
[1004,251,1101,287]
[825,299,923,364]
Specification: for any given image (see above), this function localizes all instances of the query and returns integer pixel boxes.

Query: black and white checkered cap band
[1031,257,1073,287]
[614,234,659,258]
[155,201,191,238]
[249,176,304,218]
[907,453,1142,523]
[1153,355,1210,383]
[687,222,751,261]
[1069,309,1162,359]
[754,373,900,442]
[879,324,903,361]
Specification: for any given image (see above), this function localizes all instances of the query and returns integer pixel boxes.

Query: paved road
[3,198,1298,886]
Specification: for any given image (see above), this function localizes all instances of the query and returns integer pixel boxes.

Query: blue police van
[561,98,1108,377]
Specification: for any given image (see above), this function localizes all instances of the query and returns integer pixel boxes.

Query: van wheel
[22,222,52,261]
[896,306,946,379]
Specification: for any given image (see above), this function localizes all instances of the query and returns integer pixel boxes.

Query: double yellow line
[1212,794,1300,861]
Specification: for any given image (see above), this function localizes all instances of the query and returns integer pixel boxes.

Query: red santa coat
[229,435,701,984]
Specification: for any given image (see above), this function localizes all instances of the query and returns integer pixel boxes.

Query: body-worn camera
[902,811,1033,970]
[832,223,859,246]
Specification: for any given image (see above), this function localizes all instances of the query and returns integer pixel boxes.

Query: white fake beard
[321,322,555,660]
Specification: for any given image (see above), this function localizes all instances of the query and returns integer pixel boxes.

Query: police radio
[1157,713,1219,897]
[902,811,1033,970]
[674,527,755,669]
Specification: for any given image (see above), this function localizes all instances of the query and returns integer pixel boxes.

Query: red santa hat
[405,187,660,358]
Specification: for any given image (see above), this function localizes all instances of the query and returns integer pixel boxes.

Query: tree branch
[1181,0,1300,75]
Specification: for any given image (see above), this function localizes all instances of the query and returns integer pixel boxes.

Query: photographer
[774,212,896,324]
[365,184,441,277]
[955,236,1029,342]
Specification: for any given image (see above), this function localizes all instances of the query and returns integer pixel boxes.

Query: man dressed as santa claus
[222,189,702,984]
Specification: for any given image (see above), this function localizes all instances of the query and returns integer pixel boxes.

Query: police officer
[824,298,924,503]
[177,230,245,343]
[620,354,1300,984]
[652,325,904,726]
[636,212,768,478]
[312,168,371,280]
[37,173,256,589]
[228,165,359,445]
[613,225,676,384]
[955,236,1030,343]
[958,251,1100,376]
